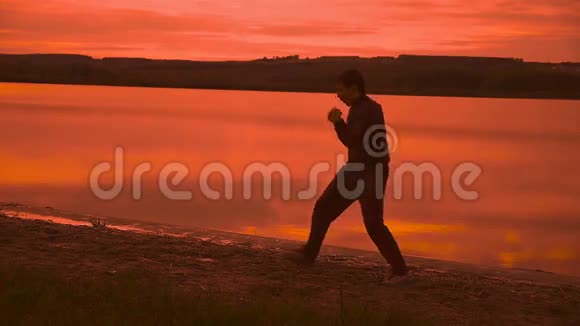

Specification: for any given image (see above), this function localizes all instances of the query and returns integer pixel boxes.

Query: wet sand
[1,203,579,325]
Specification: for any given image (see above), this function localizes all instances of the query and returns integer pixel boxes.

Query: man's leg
[359,164,407,275]
[303,170,357,261]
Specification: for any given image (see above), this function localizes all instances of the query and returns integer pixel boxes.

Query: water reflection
[1,83,579,276]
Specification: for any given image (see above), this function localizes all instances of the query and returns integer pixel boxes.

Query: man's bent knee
[364,218,387,236]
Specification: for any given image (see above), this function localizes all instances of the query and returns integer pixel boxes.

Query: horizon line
[2,52,579,65]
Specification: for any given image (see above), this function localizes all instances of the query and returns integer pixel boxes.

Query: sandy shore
[1,203,579,325]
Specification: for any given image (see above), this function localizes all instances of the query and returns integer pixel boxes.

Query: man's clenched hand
[327,107,343,123]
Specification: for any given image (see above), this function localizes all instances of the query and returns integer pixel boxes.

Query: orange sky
[0,0,578,62]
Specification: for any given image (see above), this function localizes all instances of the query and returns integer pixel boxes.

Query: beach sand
[1,202,578,325]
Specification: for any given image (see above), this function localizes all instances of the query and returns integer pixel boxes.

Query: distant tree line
[0,54,578,99]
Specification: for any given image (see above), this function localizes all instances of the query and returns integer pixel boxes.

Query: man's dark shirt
[332,94,389,165]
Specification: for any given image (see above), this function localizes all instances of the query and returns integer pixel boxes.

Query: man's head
[336,69,365,106]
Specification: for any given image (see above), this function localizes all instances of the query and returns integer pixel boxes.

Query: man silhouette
[291,69,408,278]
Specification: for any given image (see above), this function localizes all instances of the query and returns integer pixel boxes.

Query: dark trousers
[304,160,407,273]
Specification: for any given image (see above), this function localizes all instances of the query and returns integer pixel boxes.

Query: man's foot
[383,265,417,285]
[390,266,408,277]
[285,245,315,265]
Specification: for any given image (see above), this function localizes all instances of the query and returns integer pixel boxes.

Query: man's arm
[333,118,350,147]
[333,103,385,158]
[333,108,373,149]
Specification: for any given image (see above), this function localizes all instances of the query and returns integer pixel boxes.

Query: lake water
[1,82,579,276]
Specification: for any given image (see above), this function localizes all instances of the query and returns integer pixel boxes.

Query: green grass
[0,265,431,325]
